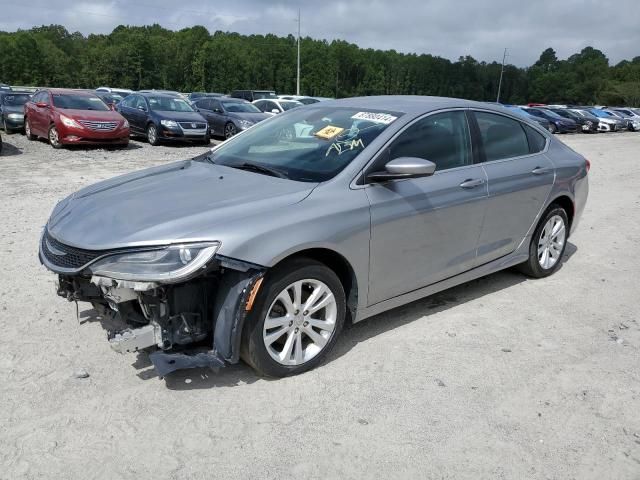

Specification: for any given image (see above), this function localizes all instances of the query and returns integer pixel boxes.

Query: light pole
[496,48,508,103]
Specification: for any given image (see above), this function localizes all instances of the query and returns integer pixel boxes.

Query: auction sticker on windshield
[351,111,398,124]
[315,125,345,139]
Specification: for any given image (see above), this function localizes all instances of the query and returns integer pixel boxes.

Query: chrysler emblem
[46,238,67,256]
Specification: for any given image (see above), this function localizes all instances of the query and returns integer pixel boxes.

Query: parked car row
[2,81,638,151]
[501,103,640,134]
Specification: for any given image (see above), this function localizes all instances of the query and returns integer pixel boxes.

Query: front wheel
[241,258,346,377]
[147,124,160,146]
[549,123,558,134]
[48,125,62,149]
[224,122,237,139]
[518,205,569,278]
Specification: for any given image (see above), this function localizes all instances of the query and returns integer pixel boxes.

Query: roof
[45,88,97,95]
[320,95,506,114]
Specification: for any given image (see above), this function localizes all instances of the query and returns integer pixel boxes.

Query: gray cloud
[1,0,639,66]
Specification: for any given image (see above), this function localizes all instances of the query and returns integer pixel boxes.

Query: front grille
[41,230,105,270]
[79,120,118,132]
[179,122,207,130]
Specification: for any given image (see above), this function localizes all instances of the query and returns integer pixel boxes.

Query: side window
[34,91,48,103]
[196,99,211,110]
[475,111,530,162]
[134,96,147,110]
[523,124,547,154]
[120,95,134,108]
[389,110,472,171]
[254,100,265,111]
[211,100,222,112]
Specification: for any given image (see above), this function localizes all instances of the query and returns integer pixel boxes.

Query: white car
[96,87,134,98]
[253,98,304,115]
[278,95,321,105]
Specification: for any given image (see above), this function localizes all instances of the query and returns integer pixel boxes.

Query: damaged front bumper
[52,255,265,376]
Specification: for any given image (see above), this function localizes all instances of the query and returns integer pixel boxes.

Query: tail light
[585,159,591,172]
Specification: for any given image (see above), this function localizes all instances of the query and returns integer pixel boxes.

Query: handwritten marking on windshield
[326,138,365,157]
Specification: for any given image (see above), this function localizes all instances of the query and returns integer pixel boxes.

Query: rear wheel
[518,205,569,278]
[25,118,36,140]
[147,123,159,146]
[241,258,346,377]
[48,125,62,149]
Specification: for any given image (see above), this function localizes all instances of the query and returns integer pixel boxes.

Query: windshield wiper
[230,162,288,179]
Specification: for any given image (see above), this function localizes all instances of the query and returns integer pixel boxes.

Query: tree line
[1,24,639,105]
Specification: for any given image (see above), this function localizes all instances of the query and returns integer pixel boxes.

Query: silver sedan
[39,96,589,377]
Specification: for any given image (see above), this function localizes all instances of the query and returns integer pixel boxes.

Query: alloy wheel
[537,214,566,270]
[147,125,157,144]
[224,123,236,139]
[48,126,60,147]
[262,279,337,366]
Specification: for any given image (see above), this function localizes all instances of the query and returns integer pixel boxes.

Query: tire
[48,125,62,149]
[147,123,160,146]
[241,258,346,377]
[549,123,558,134]
[224,122,237,139]
[518,205,569,278]
[25,118,36,140]
[3,118,13,134]
[201,134,210,145]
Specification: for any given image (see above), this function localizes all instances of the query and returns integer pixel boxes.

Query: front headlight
[122,119,129,128]
[237,120,254,129]
[60,114,82,128]
[88,241,220,282]
[160,120,178,128]
[7,113,22,120]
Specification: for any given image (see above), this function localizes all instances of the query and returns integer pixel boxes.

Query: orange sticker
[315,125,345,139]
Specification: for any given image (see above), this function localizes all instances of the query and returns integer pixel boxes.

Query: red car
[24,89,129,148]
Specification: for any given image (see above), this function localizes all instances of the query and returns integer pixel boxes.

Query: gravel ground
[0,131,639,480]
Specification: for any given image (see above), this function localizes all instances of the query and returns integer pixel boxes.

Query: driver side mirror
[35,102,49,108]
[367,157,436,183]
[137,105,147,112]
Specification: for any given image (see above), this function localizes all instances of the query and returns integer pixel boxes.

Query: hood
[227,112,271,124]
[56,109,125,122]
[154,110,206,123]
[47,159,316,250]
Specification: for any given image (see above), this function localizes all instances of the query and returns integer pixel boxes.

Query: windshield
[148,96,194,112]
[52,94,109,111]
[222,101,261,113]
[207,107,402,182]
[281,101,303,111]
[3,94,31,106]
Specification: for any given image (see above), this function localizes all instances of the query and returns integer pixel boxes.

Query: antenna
[496,48,508,103]
[296,8,301,96]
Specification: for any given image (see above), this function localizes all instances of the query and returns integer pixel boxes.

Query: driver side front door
[365,110,488,305]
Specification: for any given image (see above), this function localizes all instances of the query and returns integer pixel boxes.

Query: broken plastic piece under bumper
[149,350,226,377]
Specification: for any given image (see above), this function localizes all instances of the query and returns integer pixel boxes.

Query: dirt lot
[1,131,639,480]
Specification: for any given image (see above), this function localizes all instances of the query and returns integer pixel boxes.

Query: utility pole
[496,48,508,103]
[296,8,301,95]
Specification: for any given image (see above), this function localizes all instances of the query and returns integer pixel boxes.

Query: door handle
[531,166,552,175]
[459,178,485,189]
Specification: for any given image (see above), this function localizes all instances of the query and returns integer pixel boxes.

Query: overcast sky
[1,0,639,66]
